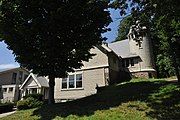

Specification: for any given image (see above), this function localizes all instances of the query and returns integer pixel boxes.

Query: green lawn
[1,79,180,120]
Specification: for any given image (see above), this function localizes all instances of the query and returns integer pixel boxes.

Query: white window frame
[61,72,83,90]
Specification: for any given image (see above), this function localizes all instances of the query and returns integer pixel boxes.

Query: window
[76,74,82,88]
[69,75,75,88]
[31,88,37,94]
[62,78,67,89]
[130,58,134,66]
[19,71,23,83]
[8,87,13,93]
[3,88,7,93]
[12,73,17,84]
[122,59,125,67]
[62,73,83,89]
[125,59,129,67]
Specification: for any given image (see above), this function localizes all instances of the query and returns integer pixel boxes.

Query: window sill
[61,88,84,91]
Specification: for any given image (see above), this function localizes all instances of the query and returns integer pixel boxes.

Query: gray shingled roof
[36,76,49,87]
[33,74,49,87]
[0,67,18,73]
[108,39,138,58]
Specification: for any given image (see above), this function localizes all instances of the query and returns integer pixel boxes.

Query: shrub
[17,97,43,110]
[16,100,29,110]
[0,102,14,113]
[23,94,43,101]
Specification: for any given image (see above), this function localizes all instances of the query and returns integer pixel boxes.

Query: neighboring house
[20,73,49,100]
[109,26,156,78]
[0,67,29,102]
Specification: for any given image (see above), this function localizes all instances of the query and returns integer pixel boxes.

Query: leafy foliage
[1,79,180,120]
[0,0,111,77]
[114,15,133,42]
[0,0,111,103]
[111,0,180,80]
[17,97,43,110]
[23,94,43,101]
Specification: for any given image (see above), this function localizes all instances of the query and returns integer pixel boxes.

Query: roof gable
[20,73,49,89]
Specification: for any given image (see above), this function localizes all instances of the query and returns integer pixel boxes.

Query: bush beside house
[0,102,14,113]
[17,94,43,110]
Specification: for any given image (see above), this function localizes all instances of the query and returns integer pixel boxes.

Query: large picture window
[61,73,83,89]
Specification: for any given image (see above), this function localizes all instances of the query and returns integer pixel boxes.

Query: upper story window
[19,71,23,83]
[8,87,13,93]
[3,88,7,93]
[12,72,17,84]
[130,58,134,66]
[61,73,83,90]
[125,59,129,67]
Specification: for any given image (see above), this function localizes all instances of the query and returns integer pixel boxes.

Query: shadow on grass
[32,80,180,120]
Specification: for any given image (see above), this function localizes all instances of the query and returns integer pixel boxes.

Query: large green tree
[114,15,132,42]
[111,0,180,82]
[0,0,111,104]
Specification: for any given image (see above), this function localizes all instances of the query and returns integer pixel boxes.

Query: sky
[0,9,122,70]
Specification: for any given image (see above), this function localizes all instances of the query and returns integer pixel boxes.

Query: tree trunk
[169,38,180,83]
[48,75,55,104]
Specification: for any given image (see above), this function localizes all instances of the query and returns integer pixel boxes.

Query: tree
[114,15,133,42]
[0,0,111,104]
[111,0,180,82]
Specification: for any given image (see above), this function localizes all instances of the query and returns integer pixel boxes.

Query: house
[0,67,29,102]
[0,24,156,102]
[20,73,49,100]
[109,24,156,78]
[13,44,121,102]
[53,44,121,102]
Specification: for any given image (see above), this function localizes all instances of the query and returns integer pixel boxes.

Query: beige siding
[22,77,39,89]
[1,85,18,102]
[54,46,110,101]
[0,68,29,102]
[54,68,106,100]
[81,47,109,69]
[0,69,29,85]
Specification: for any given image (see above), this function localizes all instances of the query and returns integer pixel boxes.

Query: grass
[1,79,180,120]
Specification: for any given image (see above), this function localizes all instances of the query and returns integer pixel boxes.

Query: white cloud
[0,64,19,69]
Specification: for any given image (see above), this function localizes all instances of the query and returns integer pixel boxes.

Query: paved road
[0,111,16,118]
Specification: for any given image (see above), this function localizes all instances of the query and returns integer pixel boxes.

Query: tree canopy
[0,0,111,103]
[114,15,132,42]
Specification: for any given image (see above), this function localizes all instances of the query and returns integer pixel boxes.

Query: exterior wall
[108,52,121,84]
[54,46,111,102]
[0,68,29,102]
[0,68,29,85]
[54,67,107,102]
[81,47,109,69]
[1,85,19,102]
[132,71,157,78]
[128,34,156,71]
